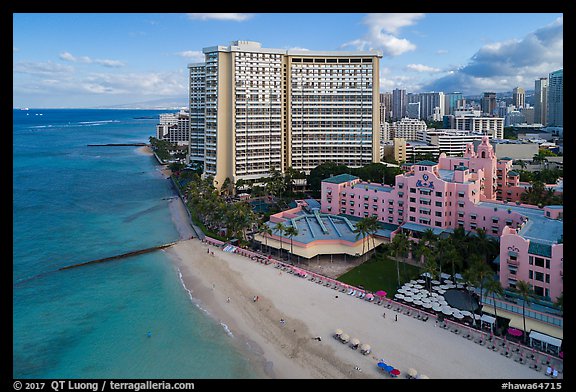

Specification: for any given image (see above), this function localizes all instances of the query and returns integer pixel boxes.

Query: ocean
[13,109,259,379]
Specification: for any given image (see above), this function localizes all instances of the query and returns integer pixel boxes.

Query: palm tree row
[182,173,259,243]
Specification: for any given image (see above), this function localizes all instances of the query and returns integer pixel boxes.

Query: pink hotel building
[320,137,563,301]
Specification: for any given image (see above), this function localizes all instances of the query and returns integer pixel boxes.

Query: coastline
[167,238,550,379]
[137,145,172,178]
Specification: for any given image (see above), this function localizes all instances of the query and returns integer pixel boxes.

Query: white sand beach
[167,238,550,379]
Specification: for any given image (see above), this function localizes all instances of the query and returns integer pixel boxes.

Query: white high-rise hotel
[188,41,382,187]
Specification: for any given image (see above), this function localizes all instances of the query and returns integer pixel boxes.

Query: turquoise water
[13,109,259,379]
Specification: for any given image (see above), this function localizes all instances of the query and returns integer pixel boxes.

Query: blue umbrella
[377,362,388,369]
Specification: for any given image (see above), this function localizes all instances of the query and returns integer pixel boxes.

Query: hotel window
[364,195,369,200]
[435,221,442,227]
[327,206,332,211]
[458,191,465,197]
[350,209,355,214]
[349,201,354,206]
[388,200,394,205]
[470,223,477,229]
[341,200,346,205]
[435,191,443,197]
[529,256,533,265]
[435,211,442,217]
[388,216,393,222]
[398,210,403,216]
[398,191,404,197]
[546,274,550,283]
[341,208,346,213]
[458,201,465,208]
[458,220,464,228]
[491,227,499,234]
[492,217,499,224]
[534,286,544,297]
[458,211,464,218]
[398,201,404,206]
[470,214,477,220]
[364,212,369,217]
[505,219,513,226]
[533,257,546,268]
[409,216,416,222]
[373,198,378,202]
[398,183,404,188]
[410,188,416,193]
[364,203,369,209]
[509,266,518,275]
[435,201,442,207]
[373,205,378,211]
[419,218,430,224]
[409,197,416,203]
[409,206,416,212]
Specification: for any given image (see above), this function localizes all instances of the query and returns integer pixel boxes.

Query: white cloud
[423,17,563,94]
[13,47,19,52]
[342,13,424,57]
[14,61,75,76]
[186,13,253,22]
[406,64,441,73]
[176,50,205,62]
[436,49,448,55]
[59,52,125,67]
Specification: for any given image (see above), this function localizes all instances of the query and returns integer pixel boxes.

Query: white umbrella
[340,334,350,343]
[444,280,453,284]
[335,329,343,336]
[416,279,426,284]
[395,293,405,299]
[440,285,450,290]
[412,294,422,300]
[442,306,453,315]
[350,338,360,346]
[430,292,438,297]
[423,302,433,309]
[414,284,424,289]
[473,314,481,320]
[456,284,464,289]
[408,368,418,378]
[417,374,430,379]
[431,280,441,285]
[404,282,414,287]
[404,297,414,302]
[437,289,446,294]
[461,310,472,317]
[397,288,406,294]
[432,303,442,311]
[410,280,418,284]
[432,286,441,291]
[360,344,371,352]
[421,298,431,303]
[453,312,464,319]
[421,273,432,278]
[414,300,423,306]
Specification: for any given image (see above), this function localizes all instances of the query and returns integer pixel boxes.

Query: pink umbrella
[365,294,374,300]
[507,327,523,337]
[375,290,387,298]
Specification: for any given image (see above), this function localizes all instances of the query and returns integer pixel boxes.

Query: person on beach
[383,312,386,319]
[395,314,398,322]
[227,297,231,303]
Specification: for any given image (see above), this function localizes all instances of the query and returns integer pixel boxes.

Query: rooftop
[415,160,438,166]
[351,182,393,193]
[478,201,563,246]
[323,173,359,184]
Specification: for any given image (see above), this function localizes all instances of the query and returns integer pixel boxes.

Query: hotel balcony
[507,258,520,266]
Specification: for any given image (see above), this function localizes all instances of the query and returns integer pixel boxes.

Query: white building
[156,109,190,146]
[189,40,382,186]
[453,116,504,139]
[417,129,486,157]
[391,117,427,140]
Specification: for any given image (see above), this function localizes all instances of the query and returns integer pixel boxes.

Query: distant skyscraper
[481,92,497,116]
[512,87,525,109]
[392,88,407,120]
[445,92,463,115]
[417,92,445,121]
[534,77,548,125]
[547,69,563,127]
[407,102,421,119]
[380,92,392,122]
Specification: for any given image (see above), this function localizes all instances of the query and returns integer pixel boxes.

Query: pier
[87,143,148,147]
[59,242,179,271]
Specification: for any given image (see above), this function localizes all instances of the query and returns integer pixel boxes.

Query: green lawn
[337,253,422,297]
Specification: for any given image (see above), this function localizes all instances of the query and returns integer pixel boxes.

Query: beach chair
[340,287,347,293]
[422,316,429,322]
[552,369,558,378]
[545,367,552,377]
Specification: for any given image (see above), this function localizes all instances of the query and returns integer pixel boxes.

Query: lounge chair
[545,367,552,377]
[340,287,347,293]
[552,369,558,378]
[422,316,429,322]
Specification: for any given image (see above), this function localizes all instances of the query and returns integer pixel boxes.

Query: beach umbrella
[377,362,388,369]
[360,344,371,352]
[442,306,453,315]
[340,334,350,343]
[417,374,430,379]
[416,279,426,284]
[375,290,387,298]
[390,368,401,377]
[334,329,343,336]
[423,302,433,309]
[507,327,523,337]
[394,293,405,299]
[431,280,441,285]
[453,312,464,320]
[408,368,418,378]
[365,294,374,300]
[350,338,360,346]
[410,280,418,284]
[432,303,442,312]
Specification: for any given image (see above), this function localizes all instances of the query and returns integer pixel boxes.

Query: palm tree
[259,222,274,254]
[284,225,299,263]
[555,293,563,313]
[514,280,535,344]
[437,237,460,278]
[274,222,287,259]
[353,219,369,262]
[473,228,498,264]
[483,277,504,333]
[468,255,494,306]
[364,216,380,258]
[422,256,438,292]
[389,232,410,288]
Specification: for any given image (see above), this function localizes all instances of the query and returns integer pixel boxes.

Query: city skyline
[13,13,563,108]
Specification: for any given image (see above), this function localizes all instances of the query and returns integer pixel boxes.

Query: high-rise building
[453,115,504,139]
[156,109,190,145]
[189,40,382,186]
[512,87,525,109]
[481,92,497,116]
[418,92,445,121]
[188,63,206,163]
[547,69,563,127]
[534,77,548,125]
[407,102,421,119]
[444,92,463,116]
[392,88,407,120]
[379,92,392,122]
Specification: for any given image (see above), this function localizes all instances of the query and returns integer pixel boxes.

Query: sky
[13,13,563,108]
